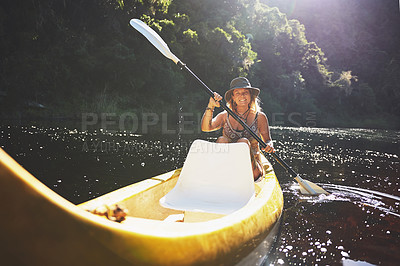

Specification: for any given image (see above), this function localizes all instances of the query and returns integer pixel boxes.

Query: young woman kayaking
[201,77,275,180]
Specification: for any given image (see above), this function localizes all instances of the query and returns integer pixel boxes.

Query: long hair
[227,89,262,113]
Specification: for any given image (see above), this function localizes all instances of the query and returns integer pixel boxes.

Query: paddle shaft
[178,61,299,178]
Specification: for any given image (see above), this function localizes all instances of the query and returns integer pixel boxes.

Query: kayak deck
[0,148,283,265]
[77,160,283,265]
[79,168,266,223]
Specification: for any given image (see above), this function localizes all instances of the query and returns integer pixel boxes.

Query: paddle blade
[130,19,180,64]
[295,176,329,195]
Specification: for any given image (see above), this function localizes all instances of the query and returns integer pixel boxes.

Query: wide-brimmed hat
[224,77,260,102]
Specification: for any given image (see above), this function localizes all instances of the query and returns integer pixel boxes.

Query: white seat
[159,140,255,215]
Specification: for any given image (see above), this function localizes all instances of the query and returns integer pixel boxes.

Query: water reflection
[0,124,399,265]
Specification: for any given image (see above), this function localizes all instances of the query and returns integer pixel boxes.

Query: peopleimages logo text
[81,111,318,134]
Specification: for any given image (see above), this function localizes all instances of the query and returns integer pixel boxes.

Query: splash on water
[288,182,400,218]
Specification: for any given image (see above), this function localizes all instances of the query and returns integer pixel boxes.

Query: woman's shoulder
[216,110,228,118]
[256,111,267,119]
[214,110,228,122]
[256,112,269,124]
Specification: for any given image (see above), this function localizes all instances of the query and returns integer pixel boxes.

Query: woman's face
[232,88,251,107]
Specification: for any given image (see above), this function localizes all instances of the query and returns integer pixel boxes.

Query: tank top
[223,112,259,143]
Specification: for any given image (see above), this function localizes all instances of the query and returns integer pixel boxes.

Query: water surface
[1,125,399,265]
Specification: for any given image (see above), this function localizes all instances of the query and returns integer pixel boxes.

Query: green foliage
[262,0,400,128]
[182,29,199,44]
[0,0,398,129]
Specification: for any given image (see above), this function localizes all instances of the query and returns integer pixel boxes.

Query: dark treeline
[0,0,399,129]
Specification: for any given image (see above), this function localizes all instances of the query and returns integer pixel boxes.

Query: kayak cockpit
[81,140,262,223]
[79,165,267,224]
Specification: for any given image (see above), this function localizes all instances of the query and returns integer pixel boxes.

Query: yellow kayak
[0,143,283,265]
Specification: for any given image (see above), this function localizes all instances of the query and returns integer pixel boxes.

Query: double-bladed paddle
[130,19,328,195]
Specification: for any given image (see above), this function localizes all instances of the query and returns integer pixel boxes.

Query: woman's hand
[262,140,275,153]
[208,92,222,109]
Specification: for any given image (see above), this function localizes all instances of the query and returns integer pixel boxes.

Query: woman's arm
[258,112,275,153]
[201,111,225,132]
[201,92,224,132]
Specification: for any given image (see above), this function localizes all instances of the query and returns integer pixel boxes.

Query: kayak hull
[0,148,283,265]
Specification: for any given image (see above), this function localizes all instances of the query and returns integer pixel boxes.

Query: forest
[0,0,399,129]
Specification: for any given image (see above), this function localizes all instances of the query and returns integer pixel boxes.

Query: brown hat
[224,77,260,102]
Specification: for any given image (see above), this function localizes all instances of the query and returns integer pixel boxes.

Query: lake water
[1,124,399,265]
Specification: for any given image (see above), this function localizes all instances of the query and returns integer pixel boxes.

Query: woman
[201,77,275,180]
